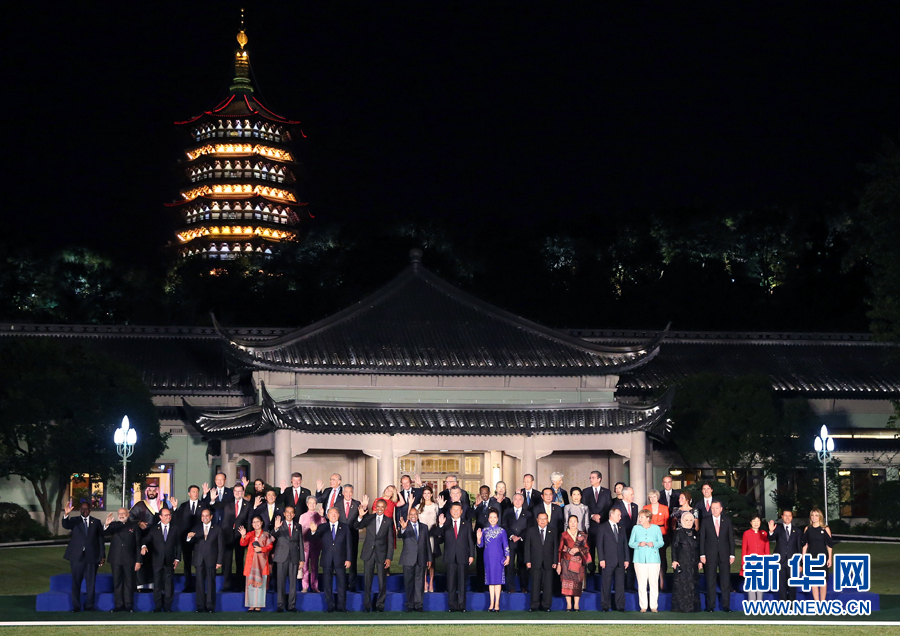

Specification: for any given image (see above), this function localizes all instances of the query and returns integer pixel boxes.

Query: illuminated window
[70,473,105,511]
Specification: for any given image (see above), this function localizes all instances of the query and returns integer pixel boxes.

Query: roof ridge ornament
[230,8,254,95]
[409,247,423,270]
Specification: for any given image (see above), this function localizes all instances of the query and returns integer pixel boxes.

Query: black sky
[7,2,900,263]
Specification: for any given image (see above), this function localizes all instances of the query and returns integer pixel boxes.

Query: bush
[869,481,900,530]
[0,502,52,542]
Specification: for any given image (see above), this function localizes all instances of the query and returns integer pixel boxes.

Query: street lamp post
[114,416,137,509]
[814,424,835,525]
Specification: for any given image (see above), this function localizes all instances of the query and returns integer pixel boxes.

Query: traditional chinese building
[167,28,306,259]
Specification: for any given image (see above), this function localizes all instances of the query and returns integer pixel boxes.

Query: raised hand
[399,517,408,530]
[280,479,287,491]
[65,499,74,515]
[238,526,247,537]
[170,497,178,509]
[361,495,369,511]
[105,512,115,525]
[274,516,283,529]
[436,495,446,509]
[413,473,422,488]
[476,528,483,543]
[254,496,263,508]
[768,519,776,533]
[241,476,249,488]
[439,514,446,526]
[202,482,210,496]
[187,532,196,539]
[316,479,324,492]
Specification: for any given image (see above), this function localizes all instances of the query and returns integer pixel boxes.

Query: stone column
[377,435,395,493]
[274,429,292,486]
[630,430,647,506]
[222,439,237,485]
[522,435,537,481]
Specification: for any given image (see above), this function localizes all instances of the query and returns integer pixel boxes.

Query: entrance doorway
[398,453,484,501]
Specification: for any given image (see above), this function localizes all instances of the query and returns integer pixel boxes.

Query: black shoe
[376,607,384,612]
[70,609,80,613]
[405,609,412,613]
[461,609,467,613]
[706,608,715,613]
[326,608,335,613]
[208,610,215,613]
[529,608,536,612]
[545,608,551,612]
[723,608,732,613]
[289,608,300,613]
[195,609,204,613]
[128,609,134,613]
[448,609,454,613]
[277,608,285,613]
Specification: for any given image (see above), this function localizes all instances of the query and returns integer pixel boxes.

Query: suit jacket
[660,489,680,513]
[612,500,639,538]
[223,496,252,545]
[202,488,235,526]
[695,498,721,525]
[311,521,354,566]
[104,519,142,566]
[316,486,343,511]
[280,487,312,513]
[439,488,471,508]
[357,513,395,563]
[440,500,472,522]
[597,520,630,567]
[62,514,106,563]
[271,520,305,563]
[770,523,803,559]
[394,486,424,525]
[501,506,531,541]
[533,501,565,534]
[189,524,225,567]
[431,516,475,564]
[140,523,182,569]
[399,521,432,567]
[335,498,361,531]
[583,485,613,526]
[519,488,540,510]
[699,515,735,562]
[472,499,495,529]
[524,525,558,569]
[176,500,205,540]
[251,503,284,533]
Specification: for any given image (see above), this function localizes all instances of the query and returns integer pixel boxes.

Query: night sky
[7,2,900,263]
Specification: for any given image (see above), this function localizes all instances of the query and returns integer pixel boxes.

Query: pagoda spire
[230,8,253,95]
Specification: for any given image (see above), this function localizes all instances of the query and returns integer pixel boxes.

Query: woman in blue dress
[477,508,510,612]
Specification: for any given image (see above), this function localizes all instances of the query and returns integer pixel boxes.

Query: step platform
[36,573,880,612]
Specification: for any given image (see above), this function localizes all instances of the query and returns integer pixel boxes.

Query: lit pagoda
[169,25,305,260]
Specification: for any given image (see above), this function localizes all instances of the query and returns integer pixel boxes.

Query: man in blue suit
[309,506,353,612]
[62,499,106,612]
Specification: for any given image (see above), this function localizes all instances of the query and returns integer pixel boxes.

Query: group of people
[61,470,833,615]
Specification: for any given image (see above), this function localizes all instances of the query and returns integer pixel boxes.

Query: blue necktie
[414,523,419,541]
[332,524,336,541]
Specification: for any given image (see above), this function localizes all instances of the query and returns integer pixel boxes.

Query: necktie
[332,524,336,540]
[786,525,790,539]
[515,509,520,520]
[84,517,89,531]
[191,501,195,514]
[376,516,382,535]
[204,525,208,539]
[235,501,239,516]
[414,523,419,541]
[715,518,720,537]
[526,492,531,507]
[329,490,337,510]
[454,521,458,539]
[594,488,598,499]
[289,523,292,537]
[613,523,618,539]
[706,501,710,512]
[627,506,632,519]
[541,528,545,544]
[294,490,299,506]
[345,501,350,517]
[163,525,168,542]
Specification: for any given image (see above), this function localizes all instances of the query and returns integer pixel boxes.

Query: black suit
[533,501,565,535]
[519,488,540,510]
[524,525,558,611]
[310,521,354,612]
[695,498,720,526]
[611,500,639,589]
[251,503,284,534]
[394,487,424,526]
[439,488,471,508]
[316,486,343,511]
[222,496,251,589]
[432,516,475,611]
[104,519,142,611]
[272,520,304,610]
[175,499,205,589]
[583,485,613,571]
[399,521,432,611]
[202,488,234,527]
[280,487,312,513]
[770,522,803,600]
[597,520,630,610]
[699,515,734,611]
[660,489,680,513]
[62,514,106,611]
[501,506,531,591]
[189,523,224,612]
[140,522,182,611]
[335,498,362,590]
[357,513,395,611]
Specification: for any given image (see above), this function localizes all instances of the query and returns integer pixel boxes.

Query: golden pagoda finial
[237,7,248,49]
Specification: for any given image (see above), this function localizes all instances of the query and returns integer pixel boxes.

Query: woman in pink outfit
[298,495,324,592]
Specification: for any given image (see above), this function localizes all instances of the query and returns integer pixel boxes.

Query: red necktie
[706,501,711,512]
[235,501,239,516]
[329,490,337,509]
[294,490,299,506]
[289,524,292,537]
[345,501,350,517]
[454,521,458,538]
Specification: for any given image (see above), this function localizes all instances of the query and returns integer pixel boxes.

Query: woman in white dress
[416,485,441,592]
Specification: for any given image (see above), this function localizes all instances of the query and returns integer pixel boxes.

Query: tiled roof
[183,385,674,439]
[572,330,900,398]
[214,252,666,376]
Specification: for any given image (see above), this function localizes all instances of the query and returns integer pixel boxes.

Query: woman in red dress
[239,515,274,610]
[740,513,770,602]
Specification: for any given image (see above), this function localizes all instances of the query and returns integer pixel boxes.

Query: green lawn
[1,628,899,636]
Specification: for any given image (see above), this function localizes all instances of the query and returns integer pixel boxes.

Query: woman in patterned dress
[557,514,591,611]
[476,509,510,612]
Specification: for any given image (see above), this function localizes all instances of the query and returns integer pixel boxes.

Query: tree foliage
[0,338,169,531]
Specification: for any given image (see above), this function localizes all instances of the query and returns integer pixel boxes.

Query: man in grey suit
[397,507,432,612]
[271,505,304,612]
[356,497,395,612]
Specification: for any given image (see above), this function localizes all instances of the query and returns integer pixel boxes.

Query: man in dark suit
[394,474,424,527]
[584,470,613,573]
[439,475,471,508]
[271,505,304,612]
[201,473,234,527]
[611,486,639,590]
[695,482,719,527]
[187,508,224,613]
[520,474,540,511]
[103,508,145,613]
[534,488,565,534]
[398,508,432,612]
[431,502,475,612]
[334,484,362,591]
[61,500,105,612]
[139,507,181,612]
[769,510,802,601]
[315,473,343,512]
[279,473,312,513]
[251,489,284,533]
[597,507,630,611]
[175,485,205,592]
[440,485,472,520]
[502,493,531,593]
[128,481,174,592]
[309,507,353,612]
[699,501,735,612]
[524,511,557,612]
[222,482,251,591]
[357,498,395,612]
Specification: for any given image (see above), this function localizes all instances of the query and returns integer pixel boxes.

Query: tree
[0,338,169,532]
[669,373,819,495]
